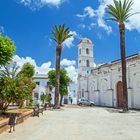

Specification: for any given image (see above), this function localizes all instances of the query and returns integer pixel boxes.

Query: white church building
[77,38,140,109]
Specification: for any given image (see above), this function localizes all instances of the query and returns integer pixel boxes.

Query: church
[77,38,140,109]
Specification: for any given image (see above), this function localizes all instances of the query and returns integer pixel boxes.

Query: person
[70,98,73,104]
[8,113,17,133]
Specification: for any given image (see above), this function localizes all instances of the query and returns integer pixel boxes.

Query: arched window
[79,49,81,55]
[86,48,89,55]
[79,60,81,64]
[86,60,90,67]
[82,89,84,97]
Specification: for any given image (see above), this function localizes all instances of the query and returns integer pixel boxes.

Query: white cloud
[61,59,76,66]
[77,4,112,34]
[13,55,53,74]
[76,6,95,19]
[0,26,4,33]
[12,55,78,83]
[63,31,77,48]
[60,59,77,83]
[17,0,65,10]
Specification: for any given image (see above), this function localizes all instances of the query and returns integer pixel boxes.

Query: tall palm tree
[107,0,137,111]
[52,24,73,108]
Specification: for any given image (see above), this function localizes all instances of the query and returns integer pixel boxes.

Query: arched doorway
[116,81,123,108]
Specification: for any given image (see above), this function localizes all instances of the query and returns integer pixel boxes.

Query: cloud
[12,55,78,83]
[61,58,76,66]
[60,58,77,83]
[76,6,95,19]
[77,4,112,34]
[63,31,77,48]
[17,0,65,10]
[0,26,4,33]
[13,55,53,74]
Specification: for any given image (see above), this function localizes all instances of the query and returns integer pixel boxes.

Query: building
[77,38,140,109]
[33,74,76,105]
[33,74,55,104]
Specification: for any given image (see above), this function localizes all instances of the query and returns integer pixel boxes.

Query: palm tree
[52,24,73,108]
[107,0,137,111]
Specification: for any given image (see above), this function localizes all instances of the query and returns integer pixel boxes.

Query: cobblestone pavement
[0,106,140,140]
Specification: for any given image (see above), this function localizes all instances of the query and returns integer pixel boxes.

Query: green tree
[18,62,35,78]
[106,0,138,111]
[0,62,36,111]
[52,24,73,108]
[48,69,71,106]
[40,93,51,104]
[0,33,16,66]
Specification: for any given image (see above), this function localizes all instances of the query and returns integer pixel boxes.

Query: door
[116,81,123,108]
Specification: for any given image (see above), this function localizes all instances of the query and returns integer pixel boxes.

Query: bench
[33,107,44,117]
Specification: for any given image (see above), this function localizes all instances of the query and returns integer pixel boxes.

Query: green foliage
[0,62,36,112]
[40,93,51,103]
[18,62,35,78]
[106,0,137,22]
[52,24,73,44]
[48,69,71,96]
[0,33,16,65]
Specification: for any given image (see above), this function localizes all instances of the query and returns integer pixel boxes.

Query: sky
[0,0,140,83]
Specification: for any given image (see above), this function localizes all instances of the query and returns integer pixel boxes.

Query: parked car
[78,98,95,106]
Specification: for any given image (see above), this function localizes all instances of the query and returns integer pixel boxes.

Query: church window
[79,49,81,55]
[86,60,90,67]
[82,89,84,97]
[86,48,89,55]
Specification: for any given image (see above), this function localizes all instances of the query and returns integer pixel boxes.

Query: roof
[78,38,92,45]
[94,53,140,70]
[33,74,48,79]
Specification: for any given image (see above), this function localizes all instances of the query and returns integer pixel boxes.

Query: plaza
[0,106,140,140]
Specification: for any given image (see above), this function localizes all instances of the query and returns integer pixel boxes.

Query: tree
[106,0,138,111]
[0,62,36,111]
[40,93,52,104]
[48,69,71,106]
[0,33,16,66]
[18,62,35,78]
[52,24,73,108]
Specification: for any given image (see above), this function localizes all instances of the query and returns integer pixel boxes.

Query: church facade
[77,38,140,109]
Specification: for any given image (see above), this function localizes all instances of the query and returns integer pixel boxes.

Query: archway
[116,81,123,108]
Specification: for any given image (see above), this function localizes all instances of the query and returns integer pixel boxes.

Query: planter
[0,110,33,134]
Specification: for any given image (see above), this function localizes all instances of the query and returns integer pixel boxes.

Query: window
[79,49,81,55]
[82,89,84,97]
[86,48,89,55]
[79,60,81,64]
[86,60,90,67]
[36,82,40,85]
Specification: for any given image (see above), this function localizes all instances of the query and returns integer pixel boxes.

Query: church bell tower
[78,38,94,77]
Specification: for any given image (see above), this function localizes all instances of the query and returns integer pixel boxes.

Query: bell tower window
[86,60,90,67]
[79,49,81,55]
[86,48,89,55]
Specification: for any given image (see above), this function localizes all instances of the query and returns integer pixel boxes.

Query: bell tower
[78,38,94,77]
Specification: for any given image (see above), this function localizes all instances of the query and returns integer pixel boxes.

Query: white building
[66,82,77,104]
[77,38,140,109]
[33,74,55,105]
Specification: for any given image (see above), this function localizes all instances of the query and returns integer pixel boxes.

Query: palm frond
[107,0,138,23]
[52,24,73,46]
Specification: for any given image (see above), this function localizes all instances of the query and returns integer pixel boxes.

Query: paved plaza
[0,106,140,140]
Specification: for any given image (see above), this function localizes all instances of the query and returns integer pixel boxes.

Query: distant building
[77,38,140,109]
[33,74,54,104]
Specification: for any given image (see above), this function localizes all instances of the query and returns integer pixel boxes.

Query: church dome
[78,38,92,45]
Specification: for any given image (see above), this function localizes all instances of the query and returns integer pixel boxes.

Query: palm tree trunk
[54,45,61,109]
[119,22,128,111]
[60,94,63,106]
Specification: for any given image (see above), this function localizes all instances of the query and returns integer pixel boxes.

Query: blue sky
[0,0,140,80]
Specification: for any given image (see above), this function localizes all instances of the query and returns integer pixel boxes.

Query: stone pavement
[0,106,140,140]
